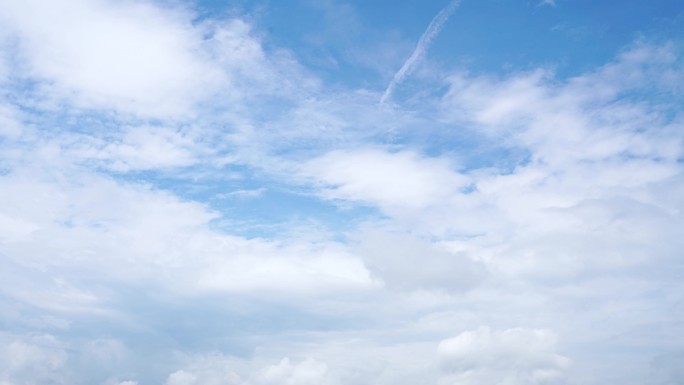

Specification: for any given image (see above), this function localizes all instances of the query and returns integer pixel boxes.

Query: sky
[0,0,683,384]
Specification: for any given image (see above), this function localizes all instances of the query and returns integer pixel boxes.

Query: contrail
[380,0,461,104]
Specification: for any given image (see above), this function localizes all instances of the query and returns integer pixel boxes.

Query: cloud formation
[0,0,682,384]
[304,149,469,210]
[0,0,221,117]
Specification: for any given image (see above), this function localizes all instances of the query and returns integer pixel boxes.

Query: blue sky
[0,0,683,384]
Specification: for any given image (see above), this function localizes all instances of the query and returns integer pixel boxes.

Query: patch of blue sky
[382,117,533,173]
[3,96,150,139]
[194,0,684,87]
[208,185,383,240]
[110,162,380,239]
[234,0,393,88]
[399,0,683,78]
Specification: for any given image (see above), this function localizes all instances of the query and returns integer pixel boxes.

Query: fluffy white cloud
[0,0,222,117]
[304,148,469,210]
[442,43,683,168]
[0,0,314,120]
[438,327,570,385]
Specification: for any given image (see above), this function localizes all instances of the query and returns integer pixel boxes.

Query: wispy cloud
[380,0,461,103]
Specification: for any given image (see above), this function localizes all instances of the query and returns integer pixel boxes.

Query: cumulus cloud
[393,42,684,280]
[303,148,469,210]
[438,327,571,385]
[0,0,222,117]
[0,0,315,119]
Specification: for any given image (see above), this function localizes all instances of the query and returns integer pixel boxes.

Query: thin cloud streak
[380,0,461,103]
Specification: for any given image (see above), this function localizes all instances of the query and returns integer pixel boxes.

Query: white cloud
[166,371,203,385]
[0,0,223,118]
[159,336,454,385]
[192,241,376,294]
[0,0,314,120]
[0,166,375,301]
[208,20,319,99]
[438,327,570,385]
[396,42,684,279]
[165,366,241,385]
[304,148,469,210]
[442,44,683,167]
